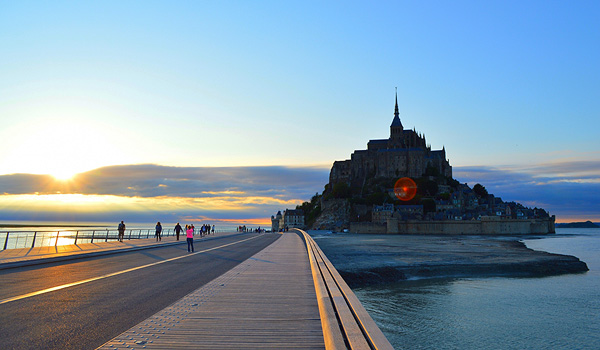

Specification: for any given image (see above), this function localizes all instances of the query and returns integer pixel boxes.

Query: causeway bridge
[0,229,393,349]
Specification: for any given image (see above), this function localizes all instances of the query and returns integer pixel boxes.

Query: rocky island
[271,93,588,287]
[287,93,555,235]
[274,94,588,285]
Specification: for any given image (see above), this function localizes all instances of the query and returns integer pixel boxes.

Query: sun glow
[0,116,139,178]
[51,171,78,181]
[0,194,301,213]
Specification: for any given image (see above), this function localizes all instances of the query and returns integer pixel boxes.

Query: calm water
[353,229,600,350]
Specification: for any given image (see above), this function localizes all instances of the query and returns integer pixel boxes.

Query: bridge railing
[0,228,225,250]
[295,229,394,350]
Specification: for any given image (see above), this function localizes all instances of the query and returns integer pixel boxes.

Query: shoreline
[310,232,589,288]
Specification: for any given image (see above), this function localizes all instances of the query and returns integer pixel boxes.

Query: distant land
[555,221,600,228]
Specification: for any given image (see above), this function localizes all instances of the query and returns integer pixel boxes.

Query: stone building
[271,211,284,232]
[284,209,305,229]
[329,93,452,188]
[271,209,305,232]
[372,203,394,224]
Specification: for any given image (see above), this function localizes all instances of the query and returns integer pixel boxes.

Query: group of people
[169,222,213,252]
[117,221,216,253]
[236,225,265,233]
[172,222,196,252]
[171,222,197,252]
[199,224,215,236]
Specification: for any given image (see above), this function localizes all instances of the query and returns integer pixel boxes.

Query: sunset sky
[1,1,598,225]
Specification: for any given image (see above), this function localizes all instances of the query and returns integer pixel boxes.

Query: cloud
[2,161,598,223]
[454,161,600,221]
[0,165,330,224]
[0,193,304,225]
[0,164,330,199]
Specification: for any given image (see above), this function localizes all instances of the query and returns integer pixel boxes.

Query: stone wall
[397,218,554,235]
[349,216,555,235]
[349,222,387,234]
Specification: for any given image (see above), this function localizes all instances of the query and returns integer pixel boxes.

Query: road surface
[0,232,280,350]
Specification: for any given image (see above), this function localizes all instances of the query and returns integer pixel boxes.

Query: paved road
[0,232,280,350]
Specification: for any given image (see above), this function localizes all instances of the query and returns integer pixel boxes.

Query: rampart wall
[349,222,387,234]
[350,216,555,235]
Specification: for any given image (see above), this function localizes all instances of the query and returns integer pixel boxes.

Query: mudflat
[310,232,589,287]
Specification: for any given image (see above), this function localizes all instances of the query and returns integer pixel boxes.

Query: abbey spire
[390,88,403,129]
[390,88,403,142]
[394,89,399,117]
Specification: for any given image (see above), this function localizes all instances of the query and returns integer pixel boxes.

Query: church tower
[389,89,404,148]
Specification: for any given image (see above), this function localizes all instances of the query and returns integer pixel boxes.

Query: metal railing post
[74,231,79,245]
[128,230,132,240]
[31,232,37,248]
[138,230,141,239]
[147,230,150,238]
[55,231,60,247]
[105,229,109,242]
[3,232,9,250]
[91,230,95,243]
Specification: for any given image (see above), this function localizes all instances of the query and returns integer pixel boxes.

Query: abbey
[329,94,452,187]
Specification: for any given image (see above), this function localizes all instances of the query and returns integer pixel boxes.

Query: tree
[296,193,322,228]
[447,177,460,189]
[473,183,488,198]
[419,179,439,196]
[331,182,351,199]
[421,198,436,214]
[366,191,388,205]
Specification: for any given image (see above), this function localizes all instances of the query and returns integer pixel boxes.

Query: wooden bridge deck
[98,231,325,349]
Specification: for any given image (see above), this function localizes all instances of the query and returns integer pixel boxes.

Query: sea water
[353,228,600,349]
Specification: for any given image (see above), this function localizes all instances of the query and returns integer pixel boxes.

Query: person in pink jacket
[186,224,194,253]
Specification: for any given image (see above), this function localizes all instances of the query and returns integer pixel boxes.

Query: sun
[51,170,78,181]
[4,117,130,182]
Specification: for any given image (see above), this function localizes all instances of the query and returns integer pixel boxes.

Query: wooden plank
[98,232,326,350]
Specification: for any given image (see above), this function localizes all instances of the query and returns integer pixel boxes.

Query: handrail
[303,230,347,350]
[0,227,228,250]
[294,229,394,350]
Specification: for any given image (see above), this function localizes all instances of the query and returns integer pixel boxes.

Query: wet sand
[309,232,589,287]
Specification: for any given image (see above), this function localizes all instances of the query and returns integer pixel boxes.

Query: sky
[0,1,598,225]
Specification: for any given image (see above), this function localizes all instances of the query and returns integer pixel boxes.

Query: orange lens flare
[394,177,417,201]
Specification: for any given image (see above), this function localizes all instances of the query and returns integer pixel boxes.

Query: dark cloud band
[0,164,330,200]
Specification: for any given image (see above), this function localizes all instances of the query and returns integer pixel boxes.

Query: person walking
[174,222,182,241]
[118,220,125,242]
[186,224,194,252]
[155,221,162,241]
[212,224,215,234]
